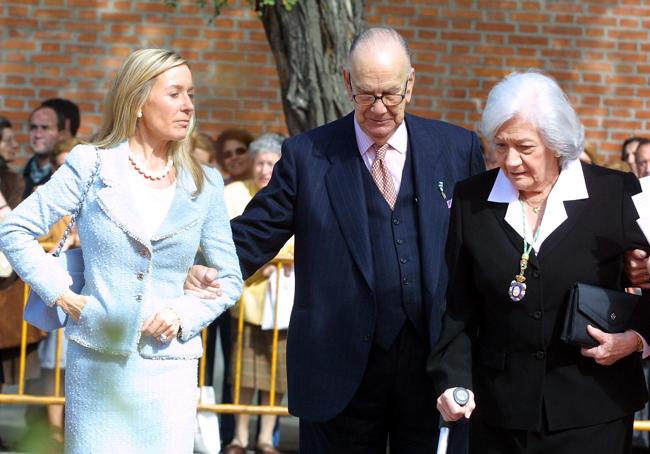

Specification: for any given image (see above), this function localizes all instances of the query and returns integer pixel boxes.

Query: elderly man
[189,27,484,453]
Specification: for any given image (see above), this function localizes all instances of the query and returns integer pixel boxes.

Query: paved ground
[0,330,299,454]
[0,396,299,453]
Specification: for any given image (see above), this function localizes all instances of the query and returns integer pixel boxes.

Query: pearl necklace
[128,153,173,181]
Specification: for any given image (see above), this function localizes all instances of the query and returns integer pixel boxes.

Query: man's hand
[184,264,221,299]
[436,387,476,422]
[625,249,650,288]
[55,289,87,323]
[580,326,639,366]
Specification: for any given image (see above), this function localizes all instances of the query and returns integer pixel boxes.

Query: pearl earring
[137,111,143,118]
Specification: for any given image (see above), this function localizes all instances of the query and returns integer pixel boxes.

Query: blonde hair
[93,48,205,193]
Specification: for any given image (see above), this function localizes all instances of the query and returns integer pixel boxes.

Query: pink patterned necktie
[371,143,397,210]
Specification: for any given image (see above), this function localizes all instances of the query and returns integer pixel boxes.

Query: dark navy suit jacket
[231,112,485,421]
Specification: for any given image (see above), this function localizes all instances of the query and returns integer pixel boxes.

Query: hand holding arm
[580,325,640,365]
[184,264,221,299]
[625,249,650,288]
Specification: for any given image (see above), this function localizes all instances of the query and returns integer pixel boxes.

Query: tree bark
[260,0,365,136]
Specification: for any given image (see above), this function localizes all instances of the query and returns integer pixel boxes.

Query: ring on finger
[159,334,168,343]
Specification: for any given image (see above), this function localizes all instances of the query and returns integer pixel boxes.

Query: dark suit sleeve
[620,172,650,341]
[230,140,297,279]
[427,184,479,396]
[469,131,486,177]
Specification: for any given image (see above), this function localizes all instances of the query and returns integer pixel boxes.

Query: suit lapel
[95,141,200,248]
[408,116,454,296]
[152,173,200,241]
[325,115,374,290]
[537,198,589,262]
[96,143,151,248]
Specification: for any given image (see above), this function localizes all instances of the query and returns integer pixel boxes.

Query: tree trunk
[260,0,365,136]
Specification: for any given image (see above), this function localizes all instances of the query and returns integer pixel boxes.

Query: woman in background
[215,128,254,184]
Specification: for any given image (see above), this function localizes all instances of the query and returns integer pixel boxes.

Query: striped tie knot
[371,143,397,210]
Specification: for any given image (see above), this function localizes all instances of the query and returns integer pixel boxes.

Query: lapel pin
[437,181,447,200]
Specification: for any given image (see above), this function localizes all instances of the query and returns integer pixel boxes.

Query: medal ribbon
[516,199,541,284]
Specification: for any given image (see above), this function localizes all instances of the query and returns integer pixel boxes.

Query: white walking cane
[436,387,470,454]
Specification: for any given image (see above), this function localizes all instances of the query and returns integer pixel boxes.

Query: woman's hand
[55,289,87,323]
[141,308,181,343]
[436,387,476,422]
[580,326,639,365]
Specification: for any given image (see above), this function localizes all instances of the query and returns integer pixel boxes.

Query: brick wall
[1,0,649,166]
[0,0,286,166]
[367,0,650,163]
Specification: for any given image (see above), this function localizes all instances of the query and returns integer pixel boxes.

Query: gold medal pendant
[508,274,527,302]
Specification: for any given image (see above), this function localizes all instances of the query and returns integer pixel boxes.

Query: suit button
[400,258,408,264]
[136,272,145,280]
[532,271,540,279]
[135,294,143,302]
[396,239,403,245]
[533,311,542,320]
[535,351,545,360]
[363,334,371,342]
[393,218,400,225]
[139,248,149,257]
[402,277,409,285]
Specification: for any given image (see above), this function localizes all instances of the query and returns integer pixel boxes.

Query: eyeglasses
[350,77,409,107]
[222,147,248,160]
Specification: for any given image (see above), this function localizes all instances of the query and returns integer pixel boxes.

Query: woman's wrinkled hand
[580,326,639,366]
[141,308,181,343]
[55,289,87,323]
[436,387,476,422]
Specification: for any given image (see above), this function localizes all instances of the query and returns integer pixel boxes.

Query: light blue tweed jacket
[0,142,243,358]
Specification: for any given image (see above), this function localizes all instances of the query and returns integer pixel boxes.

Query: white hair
[249,133,285,159]
[480,71,585,165]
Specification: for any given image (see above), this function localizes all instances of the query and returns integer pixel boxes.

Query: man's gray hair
[480,71,584,165]
[249,133,285,159]
[347,27,412,71]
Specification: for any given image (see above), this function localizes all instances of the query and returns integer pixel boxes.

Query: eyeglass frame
[348,76,410,107]
[222,146,248,160]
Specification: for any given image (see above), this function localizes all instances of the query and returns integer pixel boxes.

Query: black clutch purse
[561,283,640,348]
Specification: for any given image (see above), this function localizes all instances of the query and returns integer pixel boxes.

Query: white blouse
[127,169,176,239]
[487,158,589,253]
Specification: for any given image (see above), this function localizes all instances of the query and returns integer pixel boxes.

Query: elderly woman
[222,133,291,454]
[0,49,242,453]
[429,72,649,454]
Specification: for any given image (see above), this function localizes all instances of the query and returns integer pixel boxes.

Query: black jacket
[428,163,649,432]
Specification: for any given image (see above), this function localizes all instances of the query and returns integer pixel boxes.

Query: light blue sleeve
[169,168,243,341]
[0,145,98,306]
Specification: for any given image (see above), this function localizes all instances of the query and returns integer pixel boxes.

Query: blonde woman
[0,49,242,453]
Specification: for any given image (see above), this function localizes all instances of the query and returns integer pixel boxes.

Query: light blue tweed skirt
[65,340,198,454]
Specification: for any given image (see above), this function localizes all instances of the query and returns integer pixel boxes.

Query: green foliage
[163,0,299,18]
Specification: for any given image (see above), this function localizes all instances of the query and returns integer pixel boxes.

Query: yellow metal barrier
[4,277,650,430]
[0,276,290,417]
